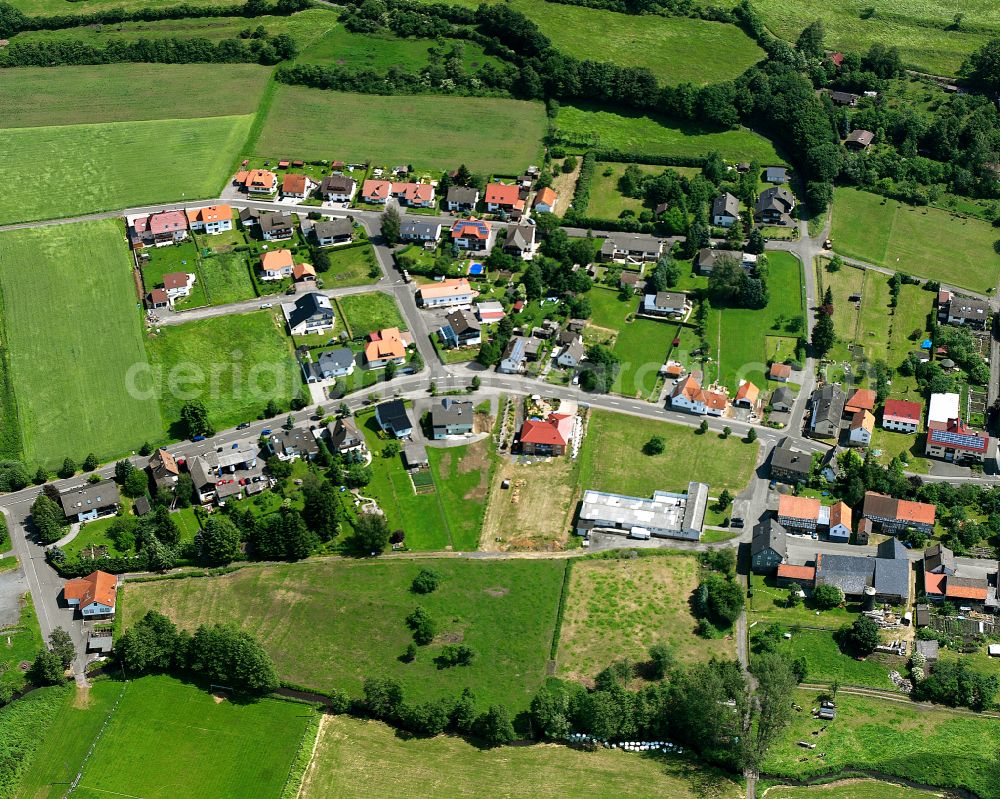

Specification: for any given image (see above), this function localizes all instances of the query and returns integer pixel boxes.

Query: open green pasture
[425,440,495,552]
[321,244,380,288]
[0,64,270,127]
[299,714,742,799]
[554,103,783,162]
[8,0,241,14]
[338,291,407,338]
[764,780,951,799]
[0,115,253,226]
[122,558,567,712]
[768,629,898,690]
[765,688,1000,799]
[831,187,1000,293]
[0,220,164,466]
[578,410,758,497]
[253,87,546,174]
[144,311,297,437]
[13,677,310,799]
[746,0,1000,77]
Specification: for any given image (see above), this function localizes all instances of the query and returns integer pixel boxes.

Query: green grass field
[321,244,380,287]
[0,64,270,127]
[0,595,42,694]
[0,685,71,799]
[426,440,495,552]
[0,115,253,225]
[296,25,499,72]
[508,0,762,85]
[199,253,258,305]
[764,780,946,799]
[140,240,208,310]
[587,161,668,218]
[578,410,758,496]
[123,558,567,711]
[8,0,241,13]
[144,311,297,437]
[14,677,310,799]
[253,87,546,174]
[765,689,1000,799]
[831,187,1000,292]
[749,574,860,630]
[769,629,897,690]
[338,291,407,338]
[746,0,1000,76]
[707,251,805,390]
[554,103,784,162]
[557,554,734,682]
[299,714,742,799]
[0,221,165,466]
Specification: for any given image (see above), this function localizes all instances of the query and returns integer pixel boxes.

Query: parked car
[260,303,273,309]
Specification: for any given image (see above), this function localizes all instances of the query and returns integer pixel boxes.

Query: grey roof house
[59,480,121,523]
[313,218,354,246]
[431,398,474,439]
[375,399,413,438]
[711,192,740,227]
[642,291,687,317]
[302,348,355,382]
[755,187,795,223]
[267,428,320,462]
[446,185,480,211]
[282,292,335,336]
[259,211,294,240]
[327,417,367,461]
[809,384,846,439]
[400,220,442,242]
[814,537,910,603]
[751,517,787,574]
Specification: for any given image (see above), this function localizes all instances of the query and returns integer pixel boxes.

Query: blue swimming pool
[467,262,485,275]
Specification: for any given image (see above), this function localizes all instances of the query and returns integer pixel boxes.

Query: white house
[320,175,356,203]
[928,392,961,428]
[557,337,585,369]
[186,205,233,234]
[848,410,874,446]
[259,249,295,281]
[670,374,707,415]
[162,271,196,300]
[711,192,740,227]
[642,291,687,318]
[64,571,117,618]
[282,292,335,336]
[59,481,120,523]
[828,501,852,542]
[417,278,478,308]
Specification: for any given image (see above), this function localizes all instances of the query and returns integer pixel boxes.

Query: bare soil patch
[483,586,509,597]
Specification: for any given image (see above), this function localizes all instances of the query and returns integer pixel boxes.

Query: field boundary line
[547,560,573,662]
[64,681,130,798]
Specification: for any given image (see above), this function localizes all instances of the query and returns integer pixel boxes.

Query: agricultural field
[144,311,297,437]
[765,689,1000,799]
[253,87,547,175]
[763,781,946,799]
[554,103,784,162]
[509,0,762,85]
[706,251,806,390]
[299,714,742,799]
[122,558,567,712]
[296,25,499,72]
[0,221,165,466]
[10,8,335,48]
[578,410,758,497]
[831,188,1000,292]
[557,554,733,682]
[0,64,270,127]
[338,291,407,337]
[13,677,310,799]
[745,0,1000,76]
[0,114,253,225]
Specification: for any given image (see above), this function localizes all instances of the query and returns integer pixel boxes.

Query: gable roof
[320,175,355,194]
[845,388,876,412]
[419,278,474,300]
[505,222,535,250]
[285,292,334,329]
[671,374,705,403]
[148,210,187,235]
[945,576,989,601]
[292,262,316,280]
[445,309,480,336]
[446,185,479,204]
[883,398,921,424]
[186,205,232,224]
[432,397,474,427]
[162,272,191,290]
[829,501,852,531]
[533,187,557,207]
[712,192,740,218]
[59,480,120,516]
[314,218,353,240]
[260,249,295,272]
[756,187,795,214]
[485,183,523,206]
[259,212,293,234]
[770,362,792,379]
[150,448,178,476]
[376,399,412,433]
[735,381,759,404]
[846,129,874,147]
[751,517,786,557]
[64,571,116,610]
[863,491,936,526]
[362,179,392,200]
[771,440,811,476]
[811,384,846,424]
[850,409,875,433]
[282,173,309,194]
[927,419,989,453]
[777,564,815,582]
[520,413,574,447]
[778,494,821,521]
[923,543,955,573]
[241,169,275,189]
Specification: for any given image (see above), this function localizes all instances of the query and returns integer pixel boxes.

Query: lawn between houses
[10,676,311,799]
[556,553,735,683]
[253,87,547,175]
[0,114,253,226]
[299,714,742,799]
[764,688,1000,799]
[0,220,165,467]
[144,311,298,438]
[122,558,567,713]
[578,410,758,497]
[831,187,1000,293]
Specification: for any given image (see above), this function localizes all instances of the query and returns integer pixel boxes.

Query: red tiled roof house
[520,413,575,457]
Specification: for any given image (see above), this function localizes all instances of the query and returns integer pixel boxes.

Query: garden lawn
[578,410,758,496]
[122,558,567,712]
[426,440,495,552]
[0,594,42,694]
[765,688,1000,799]
[554,103,783,162]
[321,244,380,287]
[0,64,269,127]
[355,410,450,550]
[296,25,499,72]
[747,0,1000,77]
[140,240,208,310]
[508,0,762,85]
[338,291,407,337]
[707,251,805,390]
[831,188,1000,292]
[588,162,655,219]
[764,781,946,799]
[299,714,742,799]
[0,221,165,466]
[254,87,546,174]
[144,311,297,437]
[557,554,734,682]
[748,573,860,629]
[18,676,311,799]
[769,629,897,690]
[0,115,253,225]
[199,253,258,305]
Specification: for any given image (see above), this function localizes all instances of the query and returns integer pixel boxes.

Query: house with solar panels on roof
[925,418,992,466]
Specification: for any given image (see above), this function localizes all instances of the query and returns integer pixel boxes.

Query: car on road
[260,303,273,309]
[261,428,272,436]
[192,435,206,442]
[237,422,251,429]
